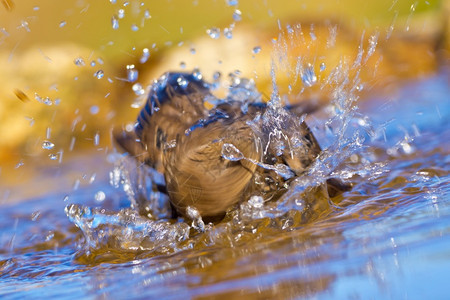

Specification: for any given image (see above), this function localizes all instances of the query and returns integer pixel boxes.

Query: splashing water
[2,15,448,299]
[65,204,190,254]
[65,21,391,257]
[221,143,295,180]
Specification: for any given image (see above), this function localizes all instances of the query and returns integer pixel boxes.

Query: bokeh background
[0,0,448,194]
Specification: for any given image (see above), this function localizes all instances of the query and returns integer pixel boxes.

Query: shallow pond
[0,66,449,299]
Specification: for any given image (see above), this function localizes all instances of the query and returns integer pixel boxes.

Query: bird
[115,72,349,221]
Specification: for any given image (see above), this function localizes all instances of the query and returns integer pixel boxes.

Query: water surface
[1,68,448,299]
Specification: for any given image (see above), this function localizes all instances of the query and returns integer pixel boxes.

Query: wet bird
[115,72,349,220]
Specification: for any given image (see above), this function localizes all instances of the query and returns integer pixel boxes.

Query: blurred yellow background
[0,0,447,169]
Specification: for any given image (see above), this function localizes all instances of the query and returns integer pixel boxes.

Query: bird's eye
[156,127,166,149]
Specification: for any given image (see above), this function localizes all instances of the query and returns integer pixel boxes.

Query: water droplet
[89,173,96,184]
[34,94,51,105]
[223,27,233,39]
[131,101,142,109]
[192,68,203,80]
[301,64,317,87]
[59,21,67,28]
[15,160,24,169]
[42,140,55,150]
[45,231,55,241]
[213,71,221,81]
[110,0,117,3]
[90,60,96,67]
[140,48,150,63]
[286,24,294,34]
[43,97,52,105]
[74,57,85,66]
[31,211,41,221]
[90,105,99,114]
[94,133,100,146]
[206,27,220,39]
[132,83,145,95]
[94,70,104,79]
[179,61,186,69]
[186,206,205,232]
[272,164,295,179]
[248,195,264,208]
[19,20,31,32]
[33,6,39,11]
[177,76,188,88]
[131,24,139,31]
[319,62,326,72]
[309,24,317,41]
[111,15,119,30]
[190,47,196,54]
[49,153,58,160]
[95,191,106,202]
[356,84,364,91]
[401,141,414,154]
[226,0,238,6]
[221,143,244,161]
[233,9,242,21]
[186,206,200,219]
[165,139,177,149]
[365,33,379,62]
[126,64,138,82]
[117,9,125,19]
[252,46,261,54]
[97,58,104,65]
[144,9,151,19]
[69,137,76,151]
[229,72,241,86]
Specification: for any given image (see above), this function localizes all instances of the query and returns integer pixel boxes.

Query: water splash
[66,23,394,258]
[221,143,295,180]
[65,204,190,253]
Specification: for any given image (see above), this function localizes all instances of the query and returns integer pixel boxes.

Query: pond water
[0,65,448,299]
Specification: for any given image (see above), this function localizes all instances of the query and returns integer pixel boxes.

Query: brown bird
[115,72,349,221]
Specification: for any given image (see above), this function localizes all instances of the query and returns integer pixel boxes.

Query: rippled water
[1,66,448,299]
